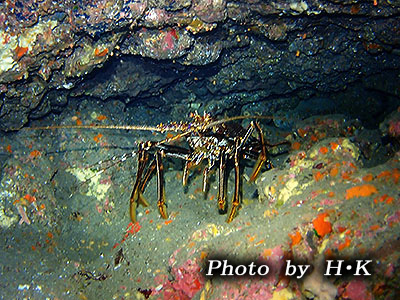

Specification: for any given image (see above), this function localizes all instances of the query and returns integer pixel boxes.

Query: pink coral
[154,258,204,299]
[340,279,372,300]
[220,279,274,299]
[262,245,286,278]
[162,29,178,51]
[170,259,203,298]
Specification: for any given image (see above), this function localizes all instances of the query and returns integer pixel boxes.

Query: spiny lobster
[26,112,290,223]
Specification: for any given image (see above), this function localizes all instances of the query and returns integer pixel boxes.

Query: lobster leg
[156,151,168,219]
[217,152,228,214]
[227,139,241,223]
[235,120,268,182]
[182,161,190,186]
[140,159,156,193]
[155,144,190,187]
[249,121,268,182]
[130,143,150,223]
[202,166,212,193]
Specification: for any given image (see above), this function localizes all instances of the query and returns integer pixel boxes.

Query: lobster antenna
[205,115,283,129]
[23,124,164,132]
[22,114,285,133]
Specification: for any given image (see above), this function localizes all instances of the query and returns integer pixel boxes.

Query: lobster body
[129,112,278,223]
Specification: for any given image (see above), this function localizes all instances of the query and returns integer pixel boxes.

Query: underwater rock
[0,0,399,131]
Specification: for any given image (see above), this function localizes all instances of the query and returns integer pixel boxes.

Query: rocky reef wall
[0,0,399,130]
